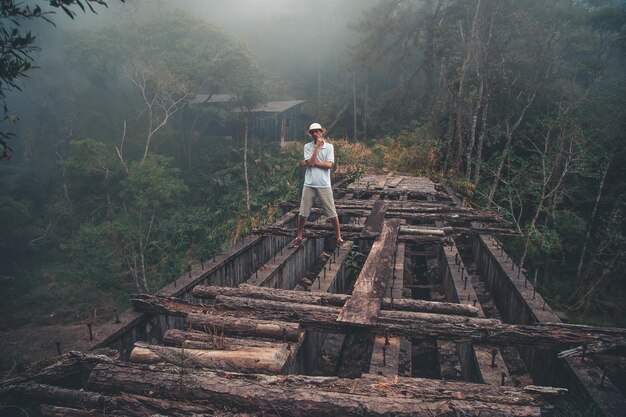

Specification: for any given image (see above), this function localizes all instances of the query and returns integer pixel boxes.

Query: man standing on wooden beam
[289,123,344,249]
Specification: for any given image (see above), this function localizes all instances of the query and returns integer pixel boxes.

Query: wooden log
[5,382,238,417]
[162,329,289,350]
[129,342,290,374]
[40,404,104,417]
[85,360,564,416]
[185,312,300,342]
[208,295,626,350]
[192,284,480,317]
[339,220,400,325]
[254,224,516,239]
[0,351,118,388]
[346,188,450,199]
[131,293,205,316]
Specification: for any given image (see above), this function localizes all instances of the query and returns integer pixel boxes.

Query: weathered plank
[385,176,405,188]
[338,219,400,325]
[360,199,387,238]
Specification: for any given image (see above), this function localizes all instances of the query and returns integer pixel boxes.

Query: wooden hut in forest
[190,94,306,144]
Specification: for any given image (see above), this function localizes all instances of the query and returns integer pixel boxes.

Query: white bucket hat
[306,122,327,136]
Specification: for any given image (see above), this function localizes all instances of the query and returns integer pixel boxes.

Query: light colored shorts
[299,186,337,219]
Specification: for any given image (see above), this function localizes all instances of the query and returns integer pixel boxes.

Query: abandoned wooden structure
[190,93,306,143]
[2,174,625,417]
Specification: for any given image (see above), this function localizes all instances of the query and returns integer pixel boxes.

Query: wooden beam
[338,219,400,325]
[360,200,387,238]
[132,294,626,349]
[210,295,626,349]
[191,284,481,317]
[129,342,290,374]
[84,360,566,417]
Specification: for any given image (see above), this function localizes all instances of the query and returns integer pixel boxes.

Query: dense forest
[0,0,624,343]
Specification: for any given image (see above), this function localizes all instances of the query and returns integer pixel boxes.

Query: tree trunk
[451,0,481,172]
[576,155,611,280]
[473,89,491,185]
[243,116,251,213]
[353,70,357,140]
[465,79,484,179]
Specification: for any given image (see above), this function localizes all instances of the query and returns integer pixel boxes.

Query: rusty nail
[517,267,521,279]
[213,254,216,262]
[87,322,93,341]
[114,309,120,324]
[464,276,468,290]
[511,259,515,270]
[255,270,258,280]
[525,277,528,288]
[201,258,204,269]
[491,349,498,367]
[467,294,471,301]
[473,299,477,307]
[188,265,191,278]
[455,253,459,264]
[457,262,461,272]
[390,294,394,309]
[501,372,506,385]
[55,341,62,356]
[318,276,321,289]
[174,278,177,288]
[324,267,326,280]
[542,300,546,310]
[461,267,464,281]
[533,285,536,299]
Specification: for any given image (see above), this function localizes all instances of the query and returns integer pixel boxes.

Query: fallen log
[192,284,480,317]
[86,360,563,417]
[129,342,290,374]
[209,295,626,350]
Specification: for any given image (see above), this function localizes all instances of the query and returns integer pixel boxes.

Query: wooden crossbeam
[360,199,387,237]
[192,284,480,316]
[338,220,400,325]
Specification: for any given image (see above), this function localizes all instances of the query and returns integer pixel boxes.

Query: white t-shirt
[304,141,334,188]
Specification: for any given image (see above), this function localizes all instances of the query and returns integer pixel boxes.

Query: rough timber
[2,173,624,417]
